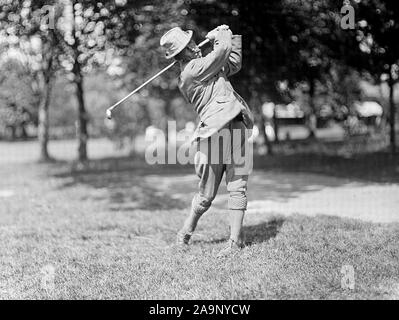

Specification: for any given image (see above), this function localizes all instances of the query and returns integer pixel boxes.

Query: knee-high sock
[181,194,212,233]
[229,209,245,243]
[181,210,202,234]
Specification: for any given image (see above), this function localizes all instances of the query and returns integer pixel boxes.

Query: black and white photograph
[0,0,398,305]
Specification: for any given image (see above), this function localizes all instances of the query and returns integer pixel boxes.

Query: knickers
[191,118,252,215]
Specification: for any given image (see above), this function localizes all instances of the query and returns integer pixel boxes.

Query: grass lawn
[0,148,398,299]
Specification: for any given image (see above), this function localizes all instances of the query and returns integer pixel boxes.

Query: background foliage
[0,0,398,158]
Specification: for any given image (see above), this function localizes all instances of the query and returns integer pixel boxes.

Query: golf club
[106,38,210,120]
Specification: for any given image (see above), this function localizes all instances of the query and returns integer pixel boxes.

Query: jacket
[178,30,254,141]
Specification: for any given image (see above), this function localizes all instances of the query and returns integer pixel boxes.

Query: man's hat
[160,27,193,59]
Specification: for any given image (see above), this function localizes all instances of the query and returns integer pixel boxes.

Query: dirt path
[246,172,399,224]
[144,171,399,224]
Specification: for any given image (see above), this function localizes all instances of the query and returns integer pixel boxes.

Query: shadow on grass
[254,152,399,184]
[46,151,398,212]
[49,157,195,211]
[243,219,285,245]
[194,219,285,246]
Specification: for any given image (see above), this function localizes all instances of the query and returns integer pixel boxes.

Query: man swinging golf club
[160,25,254,257]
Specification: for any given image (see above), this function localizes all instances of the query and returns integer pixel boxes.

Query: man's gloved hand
[206,25,232,40]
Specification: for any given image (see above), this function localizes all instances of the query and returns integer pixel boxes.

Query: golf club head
[106,109,113,120]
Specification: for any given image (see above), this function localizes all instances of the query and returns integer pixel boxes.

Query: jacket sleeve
[188,29,232,82]
[224,35,242,77]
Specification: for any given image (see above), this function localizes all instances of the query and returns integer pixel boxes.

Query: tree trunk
[8,126,16,140]
[72,1,88,162]
[273,107,279,143]
[307,78,317,138]
[258,116,273,155]
[20,124,27,139]
[75,68,88,162]
[388,69,396,155]
[38,72,52,161]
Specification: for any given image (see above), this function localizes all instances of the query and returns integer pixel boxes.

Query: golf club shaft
[108,61,177,112]
[107,38,210,116]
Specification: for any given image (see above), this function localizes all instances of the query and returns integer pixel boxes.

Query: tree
[325,64,363,117]
[0,0,61,160]
[117,2,193,138]
[54,0,145,162]
[0,59,38,139]
[319,0,399,153]
[348,0,399,154]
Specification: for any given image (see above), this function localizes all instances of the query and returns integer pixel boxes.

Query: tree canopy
[0,0,397,154]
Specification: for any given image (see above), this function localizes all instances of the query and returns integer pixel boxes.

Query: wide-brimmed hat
[160,27,193,59]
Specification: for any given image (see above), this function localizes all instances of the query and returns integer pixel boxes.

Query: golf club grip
[107,37,211,113]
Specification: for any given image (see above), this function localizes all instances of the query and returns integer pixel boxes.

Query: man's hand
[218,24,230,31]
[206,25,232,40]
